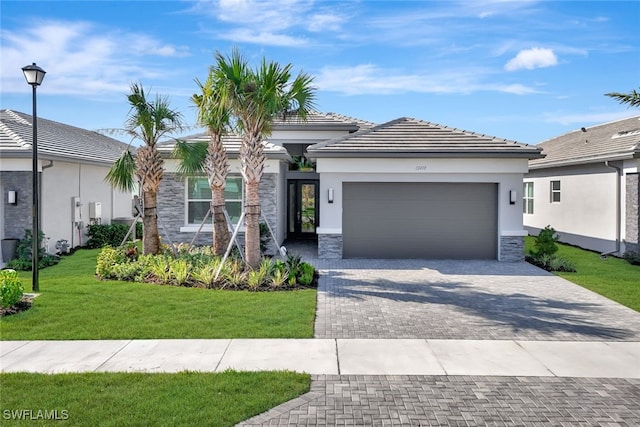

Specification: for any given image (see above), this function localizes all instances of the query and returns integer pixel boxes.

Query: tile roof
[529,115,640,169]
[272,111,375,131]
[158,133,290,159]
[0,109,129,164]
[307,117,543,158]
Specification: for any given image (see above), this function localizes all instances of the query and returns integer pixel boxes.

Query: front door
[288,180,319,239]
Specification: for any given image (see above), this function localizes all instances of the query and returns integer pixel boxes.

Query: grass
[525,236,640,312]
[0,371,310,427]
[0,248,316,340]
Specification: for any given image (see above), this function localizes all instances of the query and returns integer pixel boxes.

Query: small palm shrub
[1,269,24,309]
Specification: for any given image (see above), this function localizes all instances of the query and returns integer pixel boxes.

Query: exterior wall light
[7,191,17,205]
[509,189,517,205]
[328,188,334,203]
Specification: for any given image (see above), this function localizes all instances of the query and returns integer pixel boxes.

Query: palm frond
[605,87,640,108]
[173,140,207,176]
[106,150,136,192]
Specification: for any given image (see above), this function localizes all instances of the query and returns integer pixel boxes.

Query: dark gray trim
[525,226,618,255]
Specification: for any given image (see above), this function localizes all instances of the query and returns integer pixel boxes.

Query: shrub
[623,251,640,266]
[6,229,59,271]
[192,261,221,288]
[527,253,576,273]
[169,259,190,286]
[86,224,133,249]
[270,268,287,288]
[0,269,24,308]
[532,226,559,258]
[96,246,126,278]
[298,263,315,286]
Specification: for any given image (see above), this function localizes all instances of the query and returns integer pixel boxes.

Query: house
[158,112,542,261]
[524,115,640,255]
[156,112,373,252]
[0,109,133,262]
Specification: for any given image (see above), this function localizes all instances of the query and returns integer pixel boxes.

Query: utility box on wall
[89,202,102,220]
[71,197,81,223]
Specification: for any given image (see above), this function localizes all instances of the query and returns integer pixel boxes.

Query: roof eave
[308,150,544,159]
[529,151,638,169]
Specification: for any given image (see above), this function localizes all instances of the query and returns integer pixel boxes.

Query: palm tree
[606,87,640,108]
[174,71,231,255]
[215,49,316,268]
[107,83,185,255]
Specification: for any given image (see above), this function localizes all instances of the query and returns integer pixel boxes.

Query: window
[550,180,561,203]
[523,182,534,214]
[187,176,243,225]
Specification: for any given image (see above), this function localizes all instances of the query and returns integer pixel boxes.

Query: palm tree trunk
[244,181,261,269]
[211,186,229,256]
[142,189,161,255]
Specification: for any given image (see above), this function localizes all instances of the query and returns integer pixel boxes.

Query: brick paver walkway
[239,375,640,426]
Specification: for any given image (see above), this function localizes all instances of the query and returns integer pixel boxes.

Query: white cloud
[315,64,539,96]
[0,19,190,96]
[505,47,558,71]
[543,111,636,126]
[217,28,308,47]
[307,13,345,32]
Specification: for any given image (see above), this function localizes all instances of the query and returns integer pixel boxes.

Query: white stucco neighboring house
[524,115,640,255]
[0,109,133,262]
[158,113,542,261]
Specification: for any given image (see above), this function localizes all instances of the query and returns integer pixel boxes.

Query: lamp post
[21,63,46,293]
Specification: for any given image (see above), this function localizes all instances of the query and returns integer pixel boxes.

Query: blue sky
[1,0,639,145]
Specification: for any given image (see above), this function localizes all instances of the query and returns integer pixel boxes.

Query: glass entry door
[288,180,319,239]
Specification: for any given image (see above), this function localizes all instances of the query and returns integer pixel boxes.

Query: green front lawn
[0,249,316,340]
[0,371,309,427]
[525,237,640,312]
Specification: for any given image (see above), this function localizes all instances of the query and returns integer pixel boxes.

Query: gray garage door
[343,182,497,259]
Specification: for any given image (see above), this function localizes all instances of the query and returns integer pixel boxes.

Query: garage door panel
[343,182,497,259]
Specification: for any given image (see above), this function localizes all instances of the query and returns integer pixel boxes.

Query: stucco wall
[1,161,131,250]
[40,161,132,248]
[524,163,619,253]
[315,157,529,260]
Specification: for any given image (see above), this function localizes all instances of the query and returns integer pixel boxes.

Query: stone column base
[500,235,525,262]
[318,234,343,259]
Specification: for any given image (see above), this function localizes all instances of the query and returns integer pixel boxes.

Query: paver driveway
[239,256,640,426]
[313,259,640,341]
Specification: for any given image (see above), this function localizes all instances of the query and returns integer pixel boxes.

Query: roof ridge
[3,109,32,126]
[0,121,30,148]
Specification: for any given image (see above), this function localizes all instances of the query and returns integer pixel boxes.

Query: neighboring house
[524,115,640,255]
[0,109,133,262]
[159,112,542,261]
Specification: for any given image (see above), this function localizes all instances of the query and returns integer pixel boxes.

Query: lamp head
[22,63,46,86]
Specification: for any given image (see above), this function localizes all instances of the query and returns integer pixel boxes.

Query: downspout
[40,161,54,251]
[602,161,622,257]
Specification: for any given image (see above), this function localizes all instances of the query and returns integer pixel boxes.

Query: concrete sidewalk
[2,339,639,378]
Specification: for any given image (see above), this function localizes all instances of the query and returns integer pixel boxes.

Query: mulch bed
[0,297,33,317]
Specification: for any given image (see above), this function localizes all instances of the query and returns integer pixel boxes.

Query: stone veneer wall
[318,234,343,259]
[626,173,639,253]
[1,171,34,239]
[320,234,523,261]
[157,172,279,252]
[499,236,524,262]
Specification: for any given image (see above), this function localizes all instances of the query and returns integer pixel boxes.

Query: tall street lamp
[21,63,46,293]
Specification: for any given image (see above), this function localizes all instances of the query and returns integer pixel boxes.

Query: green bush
[532,226,559,258]
[6,229,59,271]
[526,253,576,273]
[96,246,126,278]
[623,251,640,266]
[298,263,315,286]
[86,224,137,249]
[1,269,24,308]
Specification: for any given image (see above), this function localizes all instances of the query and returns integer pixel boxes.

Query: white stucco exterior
[316,157,530,255]
[524,160,638,254]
